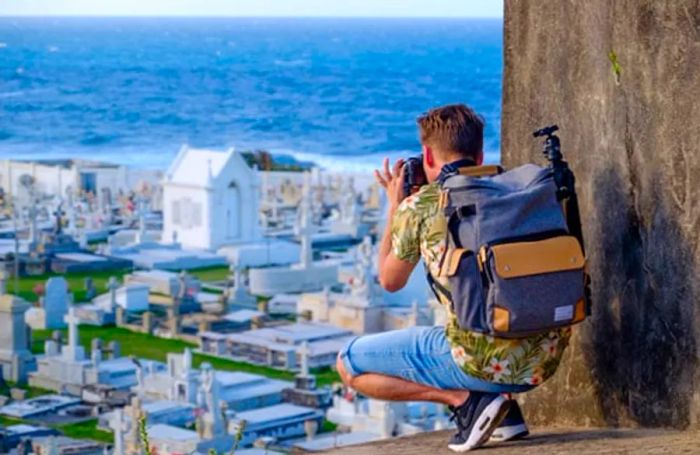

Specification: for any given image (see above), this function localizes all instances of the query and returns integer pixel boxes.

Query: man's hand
[374,157,417,293]
[374,158,406,212]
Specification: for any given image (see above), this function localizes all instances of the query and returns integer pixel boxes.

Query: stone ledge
[303,428,700,454]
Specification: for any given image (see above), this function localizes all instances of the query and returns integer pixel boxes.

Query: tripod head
[533,124,562,163]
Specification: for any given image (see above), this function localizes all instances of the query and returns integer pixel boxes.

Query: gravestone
[108,340,121,359]
[62,306,85,361]
[84,277,97,301]
[0,294,34,383]
[43,277,70,329]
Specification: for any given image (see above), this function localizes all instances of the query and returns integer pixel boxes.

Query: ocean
[0,17,503,171]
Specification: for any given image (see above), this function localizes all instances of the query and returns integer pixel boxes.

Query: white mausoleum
[163,146,261,251]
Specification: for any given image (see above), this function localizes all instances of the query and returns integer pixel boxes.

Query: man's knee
[336,353,354,387]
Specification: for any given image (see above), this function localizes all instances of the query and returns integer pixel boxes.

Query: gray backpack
[429,163,588,338]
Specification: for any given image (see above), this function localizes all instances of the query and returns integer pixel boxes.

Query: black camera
[402,155,427,196]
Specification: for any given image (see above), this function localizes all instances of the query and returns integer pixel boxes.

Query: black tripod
[534,125,591,313]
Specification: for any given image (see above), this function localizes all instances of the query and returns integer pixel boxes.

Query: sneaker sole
[490,424,530,442]
[447,395,511,452]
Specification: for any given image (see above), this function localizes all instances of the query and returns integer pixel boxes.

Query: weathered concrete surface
[501,1,700,428]
[312,428,700,455]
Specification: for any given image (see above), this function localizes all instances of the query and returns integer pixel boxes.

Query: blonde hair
[417,104,484,160]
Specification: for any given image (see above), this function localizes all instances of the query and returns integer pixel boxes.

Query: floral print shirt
[391,183,571,385]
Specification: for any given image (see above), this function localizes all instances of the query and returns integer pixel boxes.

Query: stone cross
[65,307,79,349]
[298,341,311,377]
[62,306,85,361]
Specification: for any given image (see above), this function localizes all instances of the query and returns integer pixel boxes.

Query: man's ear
[424,146,435,168]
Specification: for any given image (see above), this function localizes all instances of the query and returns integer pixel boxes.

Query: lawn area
[11,269,132,303]
[32,325,341,386]
[56,419,113,444]
[0,414,23,427]
[188,265,230,283]
[32,325,195,361]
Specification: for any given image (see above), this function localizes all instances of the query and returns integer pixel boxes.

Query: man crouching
[336,104,571,451]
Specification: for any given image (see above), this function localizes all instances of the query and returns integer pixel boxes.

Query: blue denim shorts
[339,326,534,394]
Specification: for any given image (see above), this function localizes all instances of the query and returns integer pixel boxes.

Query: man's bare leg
[337,356,469,407]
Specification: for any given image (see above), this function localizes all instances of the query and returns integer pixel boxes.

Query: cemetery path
[309,427,700,454]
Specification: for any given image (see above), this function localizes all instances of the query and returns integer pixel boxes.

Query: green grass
[0,415,24,426]
[188,266,230,283]
[32,325,341,386]
[55,419,113,444]
[193,353,296,382]
[10,269,131,303]
[321,419,338,433]
[32,325,195,361]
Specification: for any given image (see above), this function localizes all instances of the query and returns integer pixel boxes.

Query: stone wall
[501,0,700,428]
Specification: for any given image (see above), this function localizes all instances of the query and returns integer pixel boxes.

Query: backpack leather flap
[442,248,472,277]
[491,236,584,279]
[457,165,503,178]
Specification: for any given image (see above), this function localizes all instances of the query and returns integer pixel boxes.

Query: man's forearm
[378,206,397,273]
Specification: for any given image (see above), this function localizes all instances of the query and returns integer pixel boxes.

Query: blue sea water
[0,17,503,171]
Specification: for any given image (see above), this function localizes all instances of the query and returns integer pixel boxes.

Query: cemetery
[0,147,435,454]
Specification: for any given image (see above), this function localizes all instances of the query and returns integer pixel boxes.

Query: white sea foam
[266,148,501,173]
[0,91,25,99]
